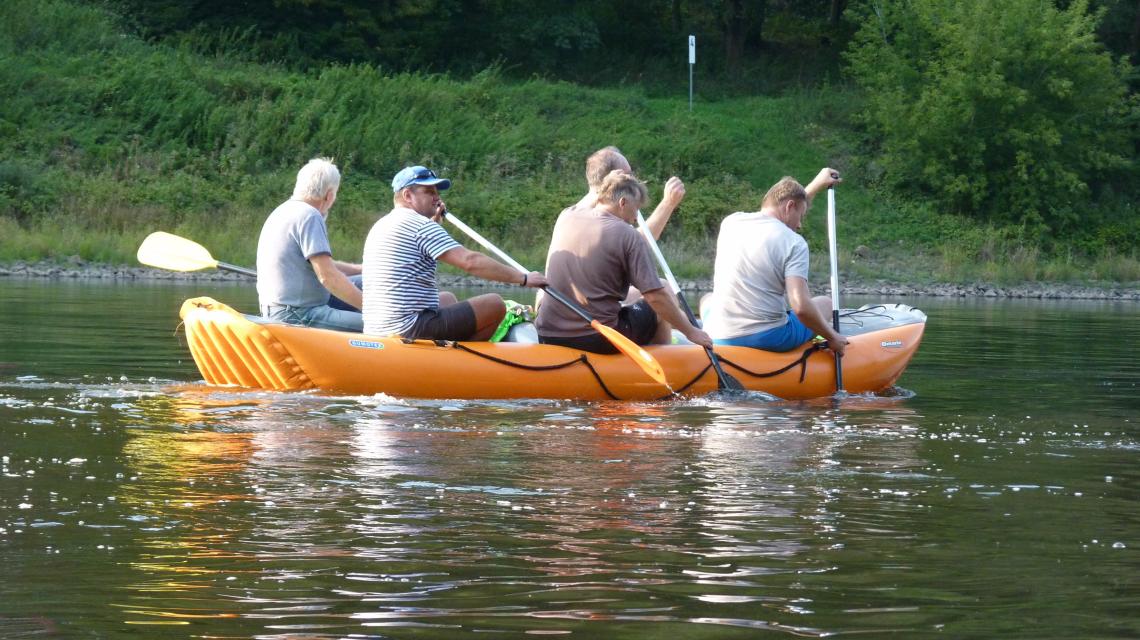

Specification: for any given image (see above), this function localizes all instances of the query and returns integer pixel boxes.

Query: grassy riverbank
[1,0,1138,288]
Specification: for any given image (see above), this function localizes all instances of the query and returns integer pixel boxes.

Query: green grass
[1,0,1136,290]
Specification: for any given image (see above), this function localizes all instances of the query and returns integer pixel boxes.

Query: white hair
[292,157,340,200]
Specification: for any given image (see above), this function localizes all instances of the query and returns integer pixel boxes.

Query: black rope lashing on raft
[417,339,820,399]
[413,340,822,400]
[449,342,622,400]
[451,342,724,401]
[718,343,825,383]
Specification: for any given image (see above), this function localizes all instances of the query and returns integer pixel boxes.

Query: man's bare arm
[311,254,362,310]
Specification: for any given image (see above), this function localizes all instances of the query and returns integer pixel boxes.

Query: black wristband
[521,273,528,286]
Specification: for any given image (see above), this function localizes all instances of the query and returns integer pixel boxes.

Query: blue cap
[391,165,451,192]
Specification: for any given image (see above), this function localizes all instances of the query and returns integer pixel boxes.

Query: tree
[845,0,1137,237]
[723,0,766,72]
[830,0,848,26]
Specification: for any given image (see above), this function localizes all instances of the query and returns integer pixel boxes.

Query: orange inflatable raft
[178,297,926,401]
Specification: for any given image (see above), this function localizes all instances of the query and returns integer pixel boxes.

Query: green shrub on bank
[845,0,1138,242]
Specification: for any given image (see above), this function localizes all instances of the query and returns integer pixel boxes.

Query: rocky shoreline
[2,258,1138,301]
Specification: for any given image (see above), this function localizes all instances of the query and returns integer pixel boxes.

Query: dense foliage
[0,0,855,270]
[95,0,855,81]
[845,0,1138,243]
[1,0,1138,283]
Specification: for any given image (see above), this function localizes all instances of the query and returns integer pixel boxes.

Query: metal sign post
[688,35,696,111]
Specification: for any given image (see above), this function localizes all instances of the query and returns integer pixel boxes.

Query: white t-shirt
[704,211,809,339]
[362,207,461,336]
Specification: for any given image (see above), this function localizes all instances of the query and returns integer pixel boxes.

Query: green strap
[489,300,535,343]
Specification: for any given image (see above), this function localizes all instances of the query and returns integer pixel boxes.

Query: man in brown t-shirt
[535,172,712,354]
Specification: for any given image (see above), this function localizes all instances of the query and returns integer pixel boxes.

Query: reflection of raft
[178,297,927,401]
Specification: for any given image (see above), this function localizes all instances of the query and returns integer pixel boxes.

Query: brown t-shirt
[535,206,664,337]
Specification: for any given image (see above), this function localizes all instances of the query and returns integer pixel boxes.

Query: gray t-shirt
[256,199,333,308]
[535,206,664,337]
[704,211,809,339]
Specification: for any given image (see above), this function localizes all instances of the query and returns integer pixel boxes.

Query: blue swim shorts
[712,310,815,352]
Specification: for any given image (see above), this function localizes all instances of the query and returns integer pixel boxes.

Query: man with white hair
[256,157,364,332]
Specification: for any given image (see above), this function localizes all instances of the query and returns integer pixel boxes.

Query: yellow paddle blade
[137,232,219,272]
[591,320,669,387]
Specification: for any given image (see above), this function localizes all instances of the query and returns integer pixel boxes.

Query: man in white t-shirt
[256,157,363,332]
[702,169,848,356]
[362,165,547,340]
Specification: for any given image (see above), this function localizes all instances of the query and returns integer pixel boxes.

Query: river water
[0,279,1136,638]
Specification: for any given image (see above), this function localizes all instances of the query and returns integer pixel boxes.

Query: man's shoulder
[372,207,456,246]
[722,210,767,225]
[265,200,326,240]
[375,207,425,230]
[557,204,593,221]
[270,198,320,220]
[574,208,638,239]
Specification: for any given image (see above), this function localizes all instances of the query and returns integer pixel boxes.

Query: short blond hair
[596,171,647,207]
[761,176,807,209]
[293,157,340,200]
[585,146,629,189]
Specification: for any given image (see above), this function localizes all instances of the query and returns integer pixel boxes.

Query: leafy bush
[0,0,121,54]
[845,0,1138,239]
[0,161,55,223]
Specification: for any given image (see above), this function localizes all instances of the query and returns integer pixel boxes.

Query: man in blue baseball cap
[389,164,453,192]
[361,165,548,340]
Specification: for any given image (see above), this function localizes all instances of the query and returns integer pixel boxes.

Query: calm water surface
[0,279,1136,638]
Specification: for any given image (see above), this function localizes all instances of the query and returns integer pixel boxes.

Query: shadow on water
[1,281,1138,637]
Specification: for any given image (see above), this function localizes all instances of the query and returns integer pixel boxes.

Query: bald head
[585,146,632,190]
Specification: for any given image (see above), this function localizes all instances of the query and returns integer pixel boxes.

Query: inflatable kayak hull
[178,297,926,400]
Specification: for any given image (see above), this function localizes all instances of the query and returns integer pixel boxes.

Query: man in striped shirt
[362,166,548,340]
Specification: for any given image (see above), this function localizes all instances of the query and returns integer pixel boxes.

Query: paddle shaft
[635,211,742,391]
[445,213,528,273]
[826,188,844,391]
[446,213,606,326]
[445,211,671,388]
[216,261,257,278]
[451,211,672,329]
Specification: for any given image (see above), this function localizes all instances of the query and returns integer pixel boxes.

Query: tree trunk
[1131,0,1140,60]
[829,0,847,26]
[724,0,745,72]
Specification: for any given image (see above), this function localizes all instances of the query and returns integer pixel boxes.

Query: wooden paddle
[635,211,745,392]
[137,232,257,277]
[444,212,671,389]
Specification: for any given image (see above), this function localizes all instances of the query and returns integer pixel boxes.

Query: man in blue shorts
[701,169,848,356]
[362,165,547,340]
[256,157,364,332]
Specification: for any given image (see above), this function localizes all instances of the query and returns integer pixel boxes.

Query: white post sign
[688,35,696,111]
